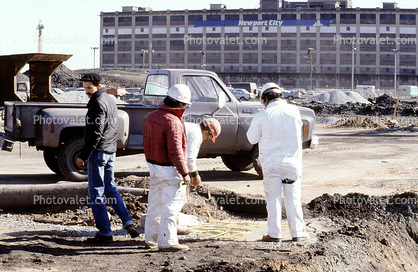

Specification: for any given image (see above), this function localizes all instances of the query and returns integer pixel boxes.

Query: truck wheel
[221,153,253,171]
[239,97,246,101]
[252,144,263,179]
[43,147,62,175]
[287,96,294,101]
[58,136,87,182]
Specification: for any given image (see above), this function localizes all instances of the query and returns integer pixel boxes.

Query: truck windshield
[144,74,169,96]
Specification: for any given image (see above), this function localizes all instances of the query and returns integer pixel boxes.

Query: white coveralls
[145,163,187,247]
[145,122,201,247]
[246,98,307,239]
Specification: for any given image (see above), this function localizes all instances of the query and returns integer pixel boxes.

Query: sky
[0,0,416,70]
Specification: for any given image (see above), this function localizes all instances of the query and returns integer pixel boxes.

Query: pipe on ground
[0,182,148,210]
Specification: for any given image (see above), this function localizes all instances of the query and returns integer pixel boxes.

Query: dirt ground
[1,118,418,271]
[1,70,418,271]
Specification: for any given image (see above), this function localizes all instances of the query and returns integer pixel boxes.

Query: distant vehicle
[231,88,254,101]
[307,90,315,96]
[62,87,84,92]
[283,90,301,101]
[399,85,418,97]
[124,88,144,103]
[230,82,257,95]
[51,88,64,94]
[293,88,306,94]
[16,82,30,102]
[356,85,376,98]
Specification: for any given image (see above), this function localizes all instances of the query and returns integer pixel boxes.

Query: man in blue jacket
[76,73,139,243]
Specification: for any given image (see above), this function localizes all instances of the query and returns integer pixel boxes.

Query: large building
[99,0,418,89]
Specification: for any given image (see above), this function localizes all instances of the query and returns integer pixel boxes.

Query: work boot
[126,224,140,238]
[159,244,190,252]
[86,233,113,244]
[262,235,282,242]
[292,234,310,242]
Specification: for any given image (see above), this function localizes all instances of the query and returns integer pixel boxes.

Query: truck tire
[239,97,246,101]
[252,144,263,179]
[58,136,88,182]
[287,96,294,101]
[221,153,253,172]
[43,147,62,175]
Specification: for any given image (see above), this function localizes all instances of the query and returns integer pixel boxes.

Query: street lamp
[308,48,315,91]
[141,49,148,69]
[351,43,356,92]
[391,48,399,95]
[91,47,98,69]
[199,51,205,70]
[149,49,154,69]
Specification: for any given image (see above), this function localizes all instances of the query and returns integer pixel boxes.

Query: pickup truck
[0,56,317,181]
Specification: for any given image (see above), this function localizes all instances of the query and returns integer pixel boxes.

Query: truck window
[144,74,169,96]
[181,76,230,103]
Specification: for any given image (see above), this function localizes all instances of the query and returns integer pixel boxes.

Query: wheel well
[59,127,84,145]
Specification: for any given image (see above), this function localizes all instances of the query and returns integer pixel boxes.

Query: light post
[91,47,98,69]
[199,51,205,70]
[308,48,315,91]
[391,48,399,95]
[149,49,154,69]
[141,49,148,69]
[351,43,356,92]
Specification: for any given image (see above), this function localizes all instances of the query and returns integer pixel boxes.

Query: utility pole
[308,48,315,91]
[36,21,44,53]
[141,49,148,69]
[351,42,356,92]
[392,48,399,95]
[91,47,98,69]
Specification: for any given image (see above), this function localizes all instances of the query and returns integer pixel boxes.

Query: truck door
[181,75,238,154]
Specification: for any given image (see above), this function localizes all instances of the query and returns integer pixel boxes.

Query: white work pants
[145,163,187,247]
[263,167,307,239]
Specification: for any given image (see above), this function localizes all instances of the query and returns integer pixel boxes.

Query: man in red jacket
[142,84,192,252]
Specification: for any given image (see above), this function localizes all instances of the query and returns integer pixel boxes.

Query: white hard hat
[167,84,192,105]
[261,82,282,96]
[203,118,221,143]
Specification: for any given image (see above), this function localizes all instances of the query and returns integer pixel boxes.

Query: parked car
[124,87,144,103]
[283,90,301,101]
[231,88,254,101]
[51,88,64,94]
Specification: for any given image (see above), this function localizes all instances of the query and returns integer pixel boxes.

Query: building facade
[99,0,418,89]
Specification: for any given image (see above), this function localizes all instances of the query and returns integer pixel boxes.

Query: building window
[346,27,350,31]
[176,27,180,32]
[230,66,233,70]
[386,27,390,31]
[158,40,161,45]
[366,68,369,71]
[212,27,216,31]
[249,27,253,31]
[307,40,310,44]
[287,39,290,45]
[268,4,272,8]
[328,67,331,71]
[386,68,390,72]
[249,66,252,70]
[213,66,216,70]
[265,27,269,31]
[105,29,109,33]
[140,28,144,33]
[306,27,310,31]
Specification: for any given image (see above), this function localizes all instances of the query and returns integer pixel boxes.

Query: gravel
[304,89,371,104]
[53,91,126,104]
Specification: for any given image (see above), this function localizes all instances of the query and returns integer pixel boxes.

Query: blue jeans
[87,151,134,236]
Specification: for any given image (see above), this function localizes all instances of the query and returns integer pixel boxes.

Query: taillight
[51,121,55,133]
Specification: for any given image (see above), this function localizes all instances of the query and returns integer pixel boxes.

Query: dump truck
[0,53,317,181]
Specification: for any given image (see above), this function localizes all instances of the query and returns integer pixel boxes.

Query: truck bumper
[0,133,15,152]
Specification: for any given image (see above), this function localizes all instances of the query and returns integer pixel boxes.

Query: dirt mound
[328,117,387,129]
[299,94,418,118]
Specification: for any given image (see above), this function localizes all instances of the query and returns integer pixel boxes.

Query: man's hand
[76,158,85,167]
[191,175,201,186]
[182,174,190,186]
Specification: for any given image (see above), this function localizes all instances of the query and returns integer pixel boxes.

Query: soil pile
[306,192,418,271]
[299,94,418,118]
